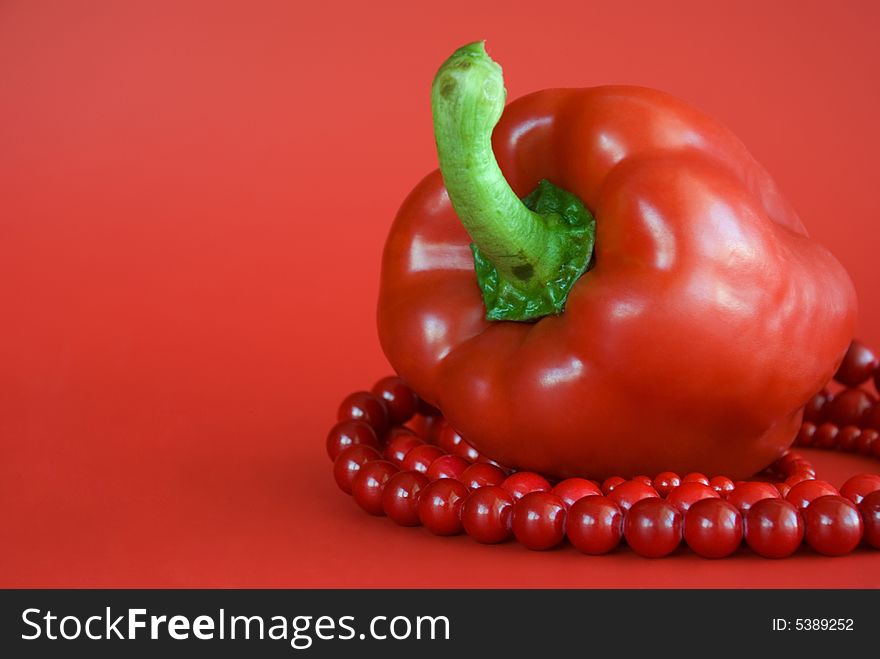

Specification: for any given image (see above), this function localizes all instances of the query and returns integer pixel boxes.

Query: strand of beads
[327,343,880,558]
[798,340,880,457]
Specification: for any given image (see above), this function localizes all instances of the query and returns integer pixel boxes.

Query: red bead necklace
[326,340,880,558]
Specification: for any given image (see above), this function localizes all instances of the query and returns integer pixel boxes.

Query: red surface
[1,0,879,587]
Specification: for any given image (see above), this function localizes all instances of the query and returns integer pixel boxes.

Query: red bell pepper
[377,42,856,479]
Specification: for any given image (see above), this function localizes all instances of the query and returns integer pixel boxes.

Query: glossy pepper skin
[378,65,856,480]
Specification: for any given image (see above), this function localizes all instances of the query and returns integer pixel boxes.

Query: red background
[2,0,879,587]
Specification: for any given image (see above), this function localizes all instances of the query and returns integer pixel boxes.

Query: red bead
[784,472,816,487]
[773,454,812,472]
[436,423,464,454]
[802,495,863,556]
[709,476,735,497]
[403,415,430,439]
[864,403,880,432]
[461,486,515,543]
[477,456,508,470]
[653,472,681,498]
[333,445,382,495]
[795,422,816,447]
[326,420,380,461]
[813,423,840,449]
[567,496,623,554]
[416,414,446,443]
[856,429,879,455]
[779,458,810,478]
[371,376,418,425]
[684,498,743,558]
[774,482,791,498]
[834,340,879,387]
[511,492,567,550]
[337,391,389,435]
[624,498,682,558]
[387,425,419,441]
[632,475,653,487]
[839,473,880,506]
[803,389,830,424]
[860,490,880,549]
[454,439,481,463]
[727,482,780,513]
[552,478,602,507]
[601,476,626,494]
[785,479,839,510]
[401,444,445,474]
[745,498,804,558]
[666,482,720,513]
[777,455,804,471]
[682,472,710,486]
[382,471,429,526]
[351,460,399,515]
[383,432,424,467]
[608,480,659,512]
[835,425,862,452]
[502,472,552,500]
[417,479,469,535]
[825,389,875,428]
[783,459,817,477]
[460,463,507,490]
[426,455,469,481]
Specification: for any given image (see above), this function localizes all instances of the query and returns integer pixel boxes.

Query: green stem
[431,42,594,322]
